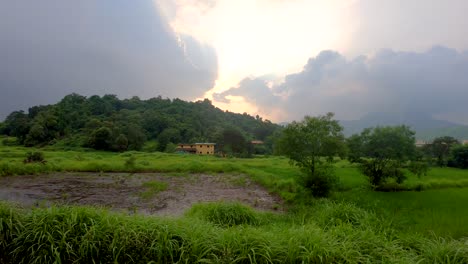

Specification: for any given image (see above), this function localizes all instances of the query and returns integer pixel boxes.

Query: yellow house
[176,143,216,155]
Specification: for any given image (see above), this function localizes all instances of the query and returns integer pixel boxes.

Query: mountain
[340,112,468,140]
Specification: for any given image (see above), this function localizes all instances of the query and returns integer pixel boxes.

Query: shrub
[300,165,338,198]
[359,160,407,187]
[23,151,46,163]
[124,155,137,169]
[448,145,468,169]
[407,161,429,177]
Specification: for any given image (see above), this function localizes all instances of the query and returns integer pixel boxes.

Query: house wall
[195,144,215,155]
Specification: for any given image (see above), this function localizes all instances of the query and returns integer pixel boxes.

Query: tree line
[0,94,280,155]
[276,113,468,197]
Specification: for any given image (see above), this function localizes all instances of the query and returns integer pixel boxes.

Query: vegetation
[422,136,460,166]
[23,151,46,164]
[347,126,417,188]
[2,99,468,262]
[1,201,468,263]
[276,113,346,197]
[448,144,468,169]
[140,180,169,199]
[186,202,260,227]
[0,94,280,155]
[1,143,468,262]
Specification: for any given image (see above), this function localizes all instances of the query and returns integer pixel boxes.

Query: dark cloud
[0,0,217,120]
[215,47,468,124]
[213,77,281,112]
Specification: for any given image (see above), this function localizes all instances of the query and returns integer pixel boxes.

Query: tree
[88,127,113,150]
[276,113,346,197]
[114,134,129,152]
[348,126,417,187]
[448,145,468,169]
[427,136,460,166]
[214,127,251,157]
[156,128,181,152]
[3,111,31,143]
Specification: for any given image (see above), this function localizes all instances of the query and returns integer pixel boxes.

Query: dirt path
[0,173,283,215]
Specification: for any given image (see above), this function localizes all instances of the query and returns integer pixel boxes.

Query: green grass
[2,144,468,261]
[334,188,468,238]
[186,202,260,227]
[1,202,467,263]
[140,180,169,199]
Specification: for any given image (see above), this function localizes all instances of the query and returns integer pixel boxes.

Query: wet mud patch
[0,173,283,215]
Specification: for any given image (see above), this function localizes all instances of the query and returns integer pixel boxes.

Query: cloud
[349,0,468,55]
[215,47,468,124]
[213,78,280,110]
[0,0,217,120]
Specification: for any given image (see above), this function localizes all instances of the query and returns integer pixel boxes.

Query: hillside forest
[0,94,280,155]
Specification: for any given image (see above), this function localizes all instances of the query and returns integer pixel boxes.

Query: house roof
[194,143,216,145]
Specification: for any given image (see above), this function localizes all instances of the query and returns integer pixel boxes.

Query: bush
[124,155,137,169]
[300,165,338,198]
[448,145,468,169]
[359,160,407,187]
[23,151,46,163]
[407,161,429,177]
[186,202,259,227]
[1,138,17,146]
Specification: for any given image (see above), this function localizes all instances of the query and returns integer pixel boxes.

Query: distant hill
[340,112,468,140]
[0,94,280,152]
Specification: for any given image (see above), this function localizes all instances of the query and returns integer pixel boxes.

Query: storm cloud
[0,0,217,120]
[215,47,468,124]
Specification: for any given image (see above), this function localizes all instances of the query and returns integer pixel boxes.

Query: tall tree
[276,113,346,197]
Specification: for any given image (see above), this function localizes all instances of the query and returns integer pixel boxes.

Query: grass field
[1,141,468,263]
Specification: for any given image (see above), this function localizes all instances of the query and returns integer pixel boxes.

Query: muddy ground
[0,173,283,215]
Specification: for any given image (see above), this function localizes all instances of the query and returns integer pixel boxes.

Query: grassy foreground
[1,201,467,263]
[1,143,468,262]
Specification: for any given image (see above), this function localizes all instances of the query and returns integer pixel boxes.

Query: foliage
[348,125,417,187]
[214,127,252,157]
[276,113,346,197]
[423,136,460,166]
[299,164,338,197]
[448,144,468,169]
[0,94,280,153]
[408,161,430,177]
[23,151,46,164]
[124,155,137,169]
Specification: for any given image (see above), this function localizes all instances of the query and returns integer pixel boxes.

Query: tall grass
[335,188,468,238]
[186,202,260,227]
[1,202,467,263]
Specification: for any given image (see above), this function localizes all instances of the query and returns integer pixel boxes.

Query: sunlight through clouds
[157,0,358,91]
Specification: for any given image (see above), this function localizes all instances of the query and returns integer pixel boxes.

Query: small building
[250,140,264,145]
[462,140,468,145]
[415,140,428,147]
[176,143,216,155]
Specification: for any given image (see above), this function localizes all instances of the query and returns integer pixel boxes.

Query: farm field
[1,143,468,263]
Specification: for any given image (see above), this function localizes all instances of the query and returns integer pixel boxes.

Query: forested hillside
[0,94,280,153]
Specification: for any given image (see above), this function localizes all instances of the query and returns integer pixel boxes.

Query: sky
[1,0,468,124]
